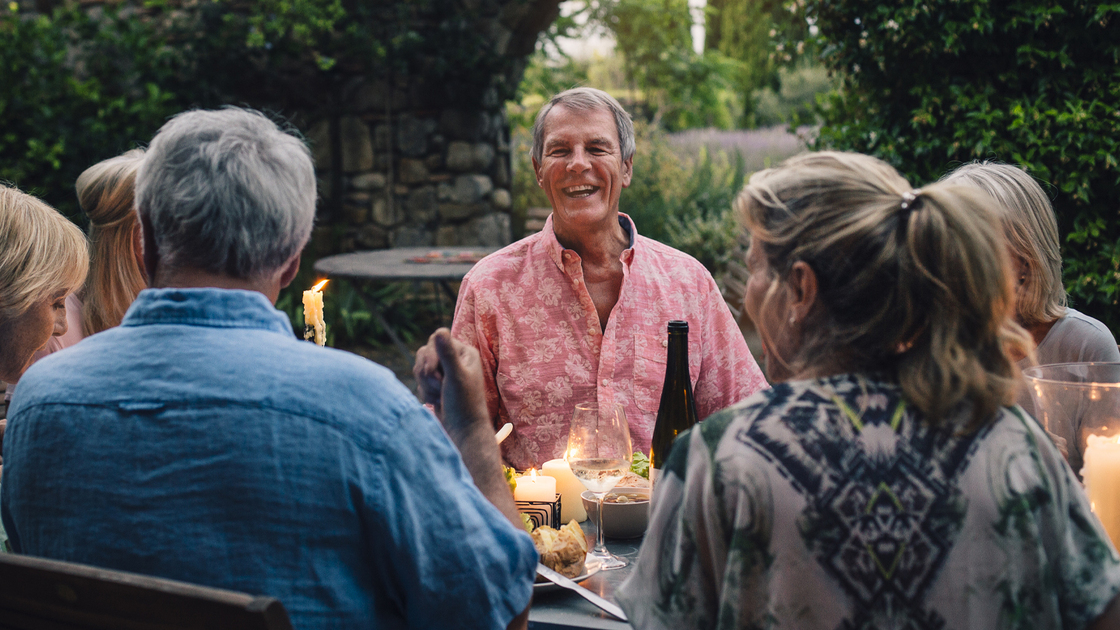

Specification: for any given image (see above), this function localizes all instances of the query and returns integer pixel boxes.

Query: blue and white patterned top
[617,373,1120,629]
[2,288,537,630]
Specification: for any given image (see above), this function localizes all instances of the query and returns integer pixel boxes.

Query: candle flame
[311,279,329,292]
[529,468,538,479]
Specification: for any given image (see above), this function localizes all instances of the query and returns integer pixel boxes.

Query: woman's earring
[789,315,797,325]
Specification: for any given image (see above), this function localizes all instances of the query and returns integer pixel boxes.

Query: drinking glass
[566,401,632,570]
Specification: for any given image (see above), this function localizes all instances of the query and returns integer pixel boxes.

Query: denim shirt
[2,288,537,629]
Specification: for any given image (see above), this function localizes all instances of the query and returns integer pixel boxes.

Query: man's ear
[621,156,633,188]
[787,260,819,323]
[279,252,302,289]
[532,157,544,188]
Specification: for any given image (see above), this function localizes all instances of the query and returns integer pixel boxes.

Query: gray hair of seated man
[135,107,316,280]
[531,87,636,165]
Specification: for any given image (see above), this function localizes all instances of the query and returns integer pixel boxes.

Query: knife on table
[536,563,629,622]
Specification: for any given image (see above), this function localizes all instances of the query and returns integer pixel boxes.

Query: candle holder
[516,494,562,529]
[1024,363,1120,475]
[1024,362,1120,547]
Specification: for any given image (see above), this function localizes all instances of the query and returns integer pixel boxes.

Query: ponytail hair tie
[900,189,922,211]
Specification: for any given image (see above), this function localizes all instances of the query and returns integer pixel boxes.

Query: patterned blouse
[617,373,1120,629]
[451,213,767,469]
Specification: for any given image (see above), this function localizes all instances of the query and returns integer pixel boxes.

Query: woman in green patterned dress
[616,151,1120,629]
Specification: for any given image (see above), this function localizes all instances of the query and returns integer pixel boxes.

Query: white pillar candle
[541,458,588,523]
[1083,433,1120,547]
[303,279,328,346]
[513,469,556,503]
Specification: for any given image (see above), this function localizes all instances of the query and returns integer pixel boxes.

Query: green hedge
[0,1,487,348]
[0,4,185,219]
[800,0,1120,331]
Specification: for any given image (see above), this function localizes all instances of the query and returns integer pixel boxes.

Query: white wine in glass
[566,401,632,570]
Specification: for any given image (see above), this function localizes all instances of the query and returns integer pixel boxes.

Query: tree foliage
[0,4,184,219]
[604,0,737,130]
[705,0,811,125]
[540,0,814,129]
[0,0,539,219]
[798,0,1120,331]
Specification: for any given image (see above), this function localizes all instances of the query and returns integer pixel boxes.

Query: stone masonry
[307,85,518,253]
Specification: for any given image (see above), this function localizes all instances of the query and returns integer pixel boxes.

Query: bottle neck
[666,331,689,372]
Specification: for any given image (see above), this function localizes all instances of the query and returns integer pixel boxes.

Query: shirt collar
[541,212,639,269]
[121,287,296,336]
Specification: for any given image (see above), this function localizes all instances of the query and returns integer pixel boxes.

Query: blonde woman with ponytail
[616,152,1120,629]
[77,149,147,336]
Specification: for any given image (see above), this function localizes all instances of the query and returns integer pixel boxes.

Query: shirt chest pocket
[632,332,700,413]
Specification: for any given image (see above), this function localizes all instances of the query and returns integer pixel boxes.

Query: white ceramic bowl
[581,487,650,539]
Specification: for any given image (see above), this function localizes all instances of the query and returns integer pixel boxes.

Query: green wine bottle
[650,320,699,489]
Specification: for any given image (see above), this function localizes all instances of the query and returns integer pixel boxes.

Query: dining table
[528,522,639,630]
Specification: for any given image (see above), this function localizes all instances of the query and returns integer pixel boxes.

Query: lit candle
[303,279,328,346]
[541,458,588,522]
[1083,433,1120,547]
[513,468,556,503]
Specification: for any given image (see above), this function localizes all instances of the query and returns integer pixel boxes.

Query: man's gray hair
[531,87,635,164]
[135,108,316,279]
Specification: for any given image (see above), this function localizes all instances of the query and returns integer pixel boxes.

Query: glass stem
[595,495,607,555]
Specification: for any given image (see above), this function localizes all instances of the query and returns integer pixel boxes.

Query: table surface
[313,247,498,282]
[528,523,639,630]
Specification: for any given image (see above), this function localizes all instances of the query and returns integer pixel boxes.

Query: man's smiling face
[533,104,633,231]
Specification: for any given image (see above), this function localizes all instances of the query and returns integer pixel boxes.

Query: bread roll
[532,520,588,578]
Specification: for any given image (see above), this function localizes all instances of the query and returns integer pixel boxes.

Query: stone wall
[297,0,567,256]
[46,0,563,255]
[308,83,514,254]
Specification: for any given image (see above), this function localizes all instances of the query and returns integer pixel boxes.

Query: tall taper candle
[303,279,328,346]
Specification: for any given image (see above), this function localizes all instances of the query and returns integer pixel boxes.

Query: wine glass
[566,401,632,570]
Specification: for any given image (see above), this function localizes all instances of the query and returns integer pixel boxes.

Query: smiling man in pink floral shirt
[451,87,768,469]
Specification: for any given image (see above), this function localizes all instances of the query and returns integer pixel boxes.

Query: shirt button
[601,379,609,386]
[662,339,668,347]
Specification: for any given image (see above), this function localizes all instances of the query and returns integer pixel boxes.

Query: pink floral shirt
[452,214,768,469]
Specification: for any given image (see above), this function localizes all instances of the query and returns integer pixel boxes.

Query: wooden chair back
[0,553,293,630]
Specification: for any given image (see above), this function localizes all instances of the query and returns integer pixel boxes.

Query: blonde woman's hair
[941,161,1066,325]
[0,185,89,322]
[77,149,147,335]
[735,151,1033,429]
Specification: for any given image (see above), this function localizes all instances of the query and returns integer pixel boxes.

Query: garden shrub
[797,0,1120,331]
[0,4,186,219]
[0,0,508,349]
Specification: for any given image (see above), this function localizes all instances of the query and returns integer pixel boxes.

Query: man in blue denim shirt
[1,108,537,629]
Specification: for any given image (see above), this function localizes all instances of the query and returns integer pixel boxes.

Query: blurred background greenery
[4,0,1117,349]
